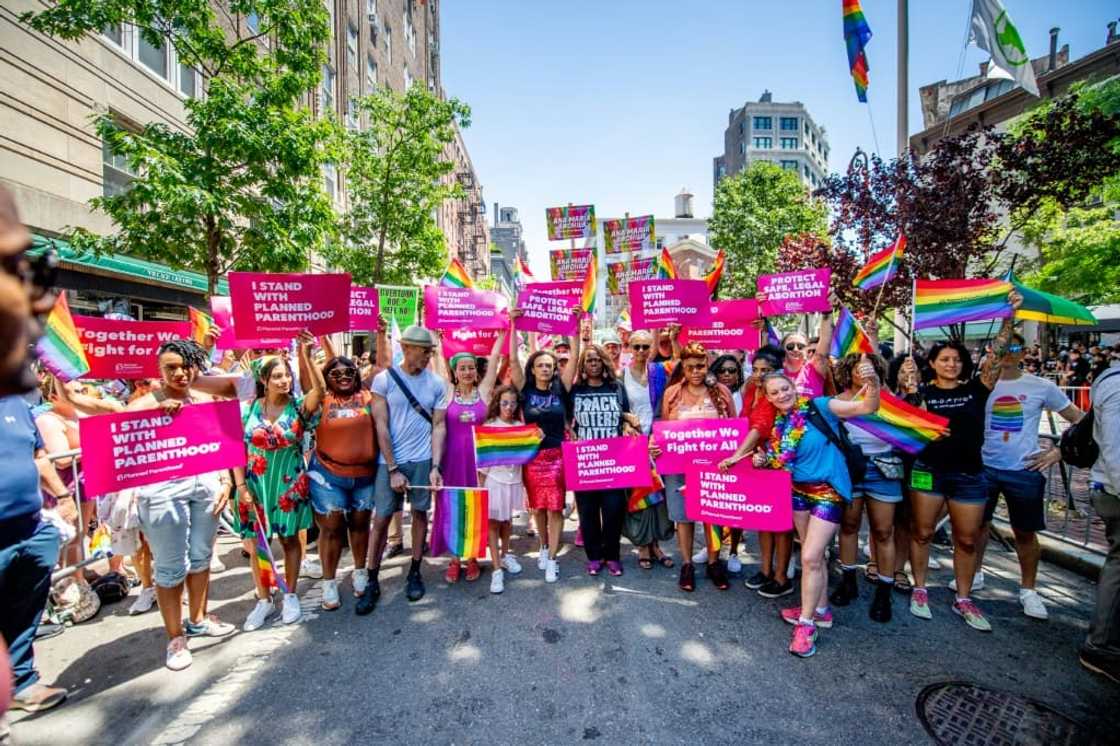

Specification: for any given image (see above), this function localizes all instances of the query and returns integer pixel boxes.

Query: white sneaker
[692,548,709,564]
[351,568,369,597]
[949,570,985,593]
[165,636,192,671]
[545,559,559,583]
[281,593,301,624]
[490,569,505,594]
[129,586,156,615]
[243,598,275,631]
[210,555,226,573]
[300,557,322,579]
[1019,589,1049,620]
[927,556,940,570]
[538,547,549,571]
[727,555,743,574]
[321,579,340,610]
[501,554,523,575]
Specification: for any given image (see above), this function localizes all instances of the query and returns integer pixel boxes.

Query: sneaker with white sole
[281,593,301,624]
[692,548,709,564]
[321,579,340,610]
[910,588,932,620]
[243,598,275,631]
[210,555,226,574]
[300,557,322,579]
[351,568,369,597]
[184,614,235,638]
[490,569,505,594]
[545,559,559,583]
[165,636,192,671]
[952,598,992,632]
[538,548,550,571]
[501,554,523,575]
[129,586,156,615]
[1019,589,1048,620]
[948,570,985,593]
[727,555,743,574]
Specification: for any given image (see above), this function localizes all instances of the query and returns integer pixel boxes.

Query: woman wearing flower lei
[752,357,881,658]
[230,331,324,632]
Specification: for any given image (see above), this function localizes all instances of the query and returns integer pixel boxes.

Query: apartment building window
[805,122,810,136]
[385,23,392,65]
[738,141,745,155]
[780,137,798,149]
[179,63,198,97]
[804,165,810,179]
[321,64,335,114]
[366,56,377,92]
[246,12,260,33]
[811,131,817,146]
[102,131,135,197]
[738,121,745,135]
[405,12,416,57]
[103,24,123,46]
[404,67,413,90]
[780,117,798,130]
[752,116,772,130]
[324,163,337,202]
[347,23,358,71]
[102,23,201,98]
[346,99,359,129]
[780,160,798,171]
[752,136,772,149]
[138,32,169,79]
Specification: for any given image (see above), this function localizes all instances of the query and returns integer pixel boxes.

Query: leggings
[575,490,627,562]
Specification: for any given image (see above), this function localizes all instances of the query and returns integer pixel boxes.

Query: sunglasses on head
[786,342,807,351]
[1007,344,1024,353]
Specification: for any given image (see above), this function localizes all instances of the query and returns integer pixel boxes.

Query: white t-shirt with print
[982,373,1071,471]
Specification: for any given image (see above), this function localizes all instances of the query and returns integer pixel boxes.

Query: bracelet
[235,482,247,488]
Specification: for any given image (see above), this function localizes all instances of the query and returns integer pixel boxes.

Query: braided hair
[157,339,210,371]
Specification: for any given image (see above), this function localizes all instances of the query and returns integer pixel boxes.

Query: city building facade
[712,90,829,191]
[489,204,526,296]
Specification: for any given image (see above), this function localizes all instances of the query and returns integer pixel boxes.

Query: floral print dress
[235,396,315,539]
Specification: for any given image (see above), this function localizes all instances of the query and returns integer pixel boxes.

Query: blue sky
[440,0,1117,275]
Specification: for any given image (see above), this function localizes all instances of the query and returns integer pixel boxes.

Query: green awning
[31,234,227,296]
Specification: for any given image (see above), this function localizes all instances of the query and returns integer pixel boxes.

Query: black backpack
[1060,368,1120,468]
[807,399,868,484]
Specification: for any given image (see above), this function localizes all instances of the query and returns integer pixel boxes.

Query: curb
[991,520,1103,581]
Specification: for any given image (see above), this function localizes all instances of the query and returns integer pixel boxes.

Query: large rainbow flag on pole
[36,294,90,381]
[843,0,873,102]
[852,235,905,290]
[655,247,678,280]
[829,307,876,358]
[440,258,474,289]
[580,254,598,314]
[254,507,289,594]
[189,306,215,346]
[847,390,950,455]
[474,424,544,468]
[432,487,489,559]
[913,278,1013,330]
[512,256,535,287]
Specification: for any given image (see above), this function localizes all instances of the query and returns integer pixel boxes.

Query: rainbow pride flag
[847,390,950,455]
[852,235,905,290]
[705,523,723,554]
[189,306,215,346]
[829,307,875,358]
[913,278,1013,330]
[36,294,90,381]
[843,0,872,102]
[765,320,782,349]
[436,487,489,559]
[513,256,535,287]
[580,254,598,314]
[655,247,677,280]
[474,424,543,468]
[704,249,726,296]
[440,258,474,289]
[254,509,288,594]
[627,468,665,513]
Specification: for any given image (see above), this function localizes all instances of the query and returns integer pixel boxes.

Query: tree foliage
[709,162,828,300]
[22,0,337,296]
[327,87,470,286]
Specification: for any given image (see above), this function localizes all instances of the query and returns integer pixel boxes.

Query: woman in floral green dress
[231,332,324,631]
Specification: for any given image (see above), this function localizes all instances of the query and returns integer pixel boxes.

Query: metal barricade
[45,447,114,583]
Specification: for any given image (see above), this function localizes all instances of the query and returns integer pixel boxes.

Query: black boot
[829,568,859,607]
[869,581,893,623]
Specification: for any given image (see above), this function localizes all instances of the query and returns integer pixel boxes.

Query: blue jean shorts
[308,456,375,515]
[983,466,1046,532]
[909,461,987,504]
[373,460,433,517]
[852,460,903,503]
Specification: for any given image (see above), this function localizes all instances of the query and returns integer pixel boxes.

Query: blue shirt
[370,365,450,464]
[790,396,852,500]
[0,395,45,522]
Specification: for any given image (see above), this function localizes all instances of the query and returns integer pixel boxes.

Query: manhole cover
[916,681,1095,745]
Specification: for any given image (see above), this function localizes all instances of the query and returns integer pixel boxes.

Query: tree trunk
[206,214,221,299]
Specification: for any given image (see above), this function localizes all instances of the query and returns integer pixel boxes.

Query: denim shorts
[983,466,1046,532]
[308,456,375,515]
[135,472,221,588]
[373,460,432,517]
[663,473,688,523]
[909,461,987,504]
[852,461,903,503]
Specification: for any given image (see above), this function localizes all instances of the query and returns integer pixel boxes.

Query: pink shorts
[524,447,566,512]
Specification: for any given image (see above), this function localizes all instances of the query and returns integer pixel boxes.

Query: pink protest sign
[758,268,832,315]
[546,204,596,241]
[562,437,653,491]
[550,248,593,281]
[652,418,751,474]
[423,285,509,330]
[679,299,761,351]
[515,281,581,335]
[684,461,793,532]
[74,315,190,380]
[228,272,351,338]
[442,328,500,358]
[349,286,380,331]
[210,297,287,350]
[80,399,247,498]
[628,279,712,329]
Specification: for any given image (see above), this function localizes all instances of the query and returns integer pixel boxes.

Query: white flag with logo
[970,0,1039,96]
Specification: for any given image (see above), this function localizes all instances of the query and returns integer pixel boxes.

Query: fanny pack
[870,454,905,480]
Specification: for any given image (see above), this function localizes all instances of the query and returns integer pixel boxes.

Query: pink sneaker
[952,598,993,632]
[780,606,833,629]
[606,560,623,577]
[788,622,817,657]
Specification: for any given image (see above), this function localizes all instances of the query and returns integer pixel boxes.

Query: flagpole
[909,277,917,354]
[897,0,909,157]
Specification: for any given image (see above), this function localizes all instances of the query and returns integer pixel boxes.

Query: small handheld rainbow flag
[655,247,678,280]
[513,256,535,287]
[703,249,726,296]
[474,424,544,468]
[847,390,950,455]
[440,258,474,289]
[580,254,598,314]
[913,278,1012,330]
[189,306,215,345]
[628,468,665,513]
[829,308,875,358]
[705,523,723,554]
[843,0,872,103]
[36,294,90,382]
[764,320,783,349]
[852,235,905,291]
[254,508,289,594]
[435,487,489,559]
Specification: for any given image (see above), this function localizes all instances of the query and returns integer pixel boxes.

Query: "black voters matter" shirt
[570,381,631,441]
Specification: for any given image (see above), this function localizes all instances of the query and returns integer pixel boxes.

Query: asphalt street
[10,516,1117,745]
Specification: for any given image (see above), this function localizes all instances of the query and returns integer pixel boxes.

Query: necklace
[455,386,480,404]
[765,397,810,470]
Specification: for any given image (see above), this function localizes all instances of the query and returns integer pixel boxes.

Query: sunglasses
[328,369,356,379]
[631,344,651,351]
[1007,344,1024,353]
[718,367,739,375]
[786,342,807,351]
[2,244,60,310]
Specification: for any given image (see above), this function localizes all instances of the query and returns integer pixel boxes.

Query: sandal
[638,556,654,570]
[892,571,912,594]
[655,553,675,568]
[864,561,880,583]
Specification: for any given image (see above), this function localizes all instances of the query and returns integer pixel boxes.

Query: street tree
[327,87,470,286]
[709,162,828,300]
[22,0,337,297]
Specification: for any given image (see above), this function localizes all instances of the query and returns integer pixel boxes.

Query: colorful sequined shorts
[792,482,845,524]
[524,447,566,512]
